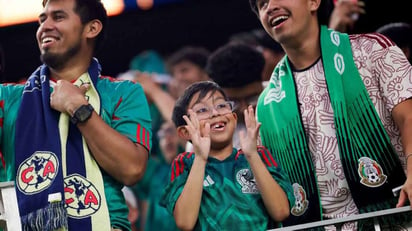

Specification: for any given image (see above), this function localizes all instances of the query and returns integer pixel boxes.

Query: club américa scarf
[15,58,110,231]
[257,26,408,229]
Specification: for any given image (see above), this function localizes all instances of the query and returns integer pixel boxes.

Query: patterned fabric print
[293,34,412,230]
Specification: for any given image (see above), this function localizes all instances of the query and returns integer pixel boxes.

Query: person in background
[376,22,412,64]
[206,43,265,149]
[249,0,412,230]
[251,29,285,82]
[229,29,285,83]
[166,46,211,100]
[117,50,178,231]
[132,121,183,231]
[0,0,151,230]
[118,50,173,158]
[328,0,365,33]
[122,186,140,231]
[160,81,294,230]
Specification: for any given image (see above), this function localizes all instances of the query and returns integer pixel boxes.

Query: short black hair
[42,0,108,52]
[172,81,228,127]
[206,43,264,88]
[248,0,331,26]
[167,46,210,71]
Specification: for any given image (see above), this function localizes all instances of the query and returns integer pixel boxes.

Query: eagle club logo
[16,152,101,218]
[236,169,258,194]
[16,151,59,194]
[64,174,101,218]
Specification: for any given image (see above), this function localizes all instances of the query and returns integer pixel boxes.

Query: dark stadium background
[0,0,410,82]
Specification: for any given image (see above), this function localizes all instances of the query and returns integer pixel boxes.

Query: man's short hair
[166,46,210,71]
[42,0,107,51]
[206,43,264,88]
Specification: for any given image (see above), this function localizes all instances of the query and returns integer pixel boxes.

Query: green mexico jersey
[160,147,294,231]
[0,76,152,231]
[133,158,179,231]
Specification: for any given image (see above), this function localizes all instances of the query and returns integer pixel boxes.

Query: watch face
[78,106,92,121]
[72,104,93,124]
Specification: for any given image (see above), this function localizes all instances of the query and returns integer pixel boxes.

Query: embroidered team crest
[358,157,387,187]
[16,151,59,194]
[291,183,309,216]
[236,169,258,194]
[64,174,102,218]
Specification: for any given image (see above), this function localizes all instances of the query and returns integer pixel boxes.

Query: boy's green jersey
[160,147,294,231]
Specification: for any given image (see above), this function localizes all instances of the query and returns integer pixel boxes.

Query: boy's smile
[188,91,237,148]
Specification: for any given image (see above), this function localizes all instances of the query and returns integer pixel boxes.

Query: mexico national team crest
[64,174,102,218]
[358,157,387,187]
[16,151,59,194]
[291,183,309,216]
[236,168,258,194]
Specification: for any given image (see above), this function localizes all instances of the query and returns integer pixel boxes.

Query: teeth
[213,122,224,129]
[271,16,288,26]
[42,37,56,44]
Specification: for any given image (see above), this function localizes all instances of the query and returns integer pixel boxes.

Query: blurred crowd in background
[0,0,411,230]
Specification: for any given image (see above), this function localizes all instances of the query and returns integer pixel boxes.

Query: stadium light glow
[0,0,124,27]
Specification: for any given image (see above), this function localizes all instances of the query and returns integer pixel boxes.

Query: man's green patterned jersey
[0,76,152,231]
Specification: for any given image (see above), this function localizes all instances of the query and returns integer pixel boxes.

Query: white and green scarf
[257,26,407,228]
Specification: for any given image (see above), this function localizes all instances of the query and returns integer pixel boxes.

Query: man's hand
[50,80,90,116]
[329,0,365,32]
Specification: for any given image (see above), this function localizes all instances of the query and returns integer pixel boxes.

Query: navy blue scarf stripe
[15,60,102,230]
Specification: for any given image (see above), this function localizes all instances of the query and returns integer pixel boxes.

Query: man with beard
[0,0,151,231]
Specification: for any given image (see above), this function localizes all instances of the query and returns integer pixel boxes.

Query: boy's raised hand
[239,105,261,158]
[183,109,211,161]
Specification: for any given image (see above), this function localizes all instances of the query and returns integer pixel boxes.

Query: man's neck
[284,24,321,70]
[49,57,92,81]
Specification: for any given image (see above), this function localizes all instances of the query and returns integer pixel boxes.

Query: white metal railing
[269,185,411,231]
[269,206,412,231]
[0,181,22,231]
[0,181,410,231]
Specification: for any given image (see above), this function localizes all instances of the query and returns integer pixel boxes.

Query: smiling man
[0,0,152,230]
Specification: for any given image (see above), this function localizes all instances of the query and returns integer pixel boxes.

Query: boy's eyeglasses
[190,101,235,120]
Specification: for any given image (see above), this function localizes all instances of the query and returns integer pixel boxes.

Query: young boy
[160,81,294,230]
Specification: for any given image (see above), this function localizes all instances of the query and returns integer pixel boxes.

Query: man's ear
[177,126,191,141]
[84,19,103,39]
[309,0,321,12]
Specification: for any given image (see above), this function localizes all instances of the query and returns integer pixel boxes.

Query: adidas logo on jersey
[203,175,215,187]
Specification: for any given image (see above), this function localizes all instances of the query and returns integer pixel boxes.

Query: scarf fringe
[21,201,68,231]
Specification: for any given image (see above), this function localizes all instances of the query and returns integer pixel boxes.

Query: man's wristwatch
[70,104,94,125]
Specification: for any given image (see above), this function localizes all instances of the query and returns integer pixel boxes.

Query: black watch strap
[70,104,94,125]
